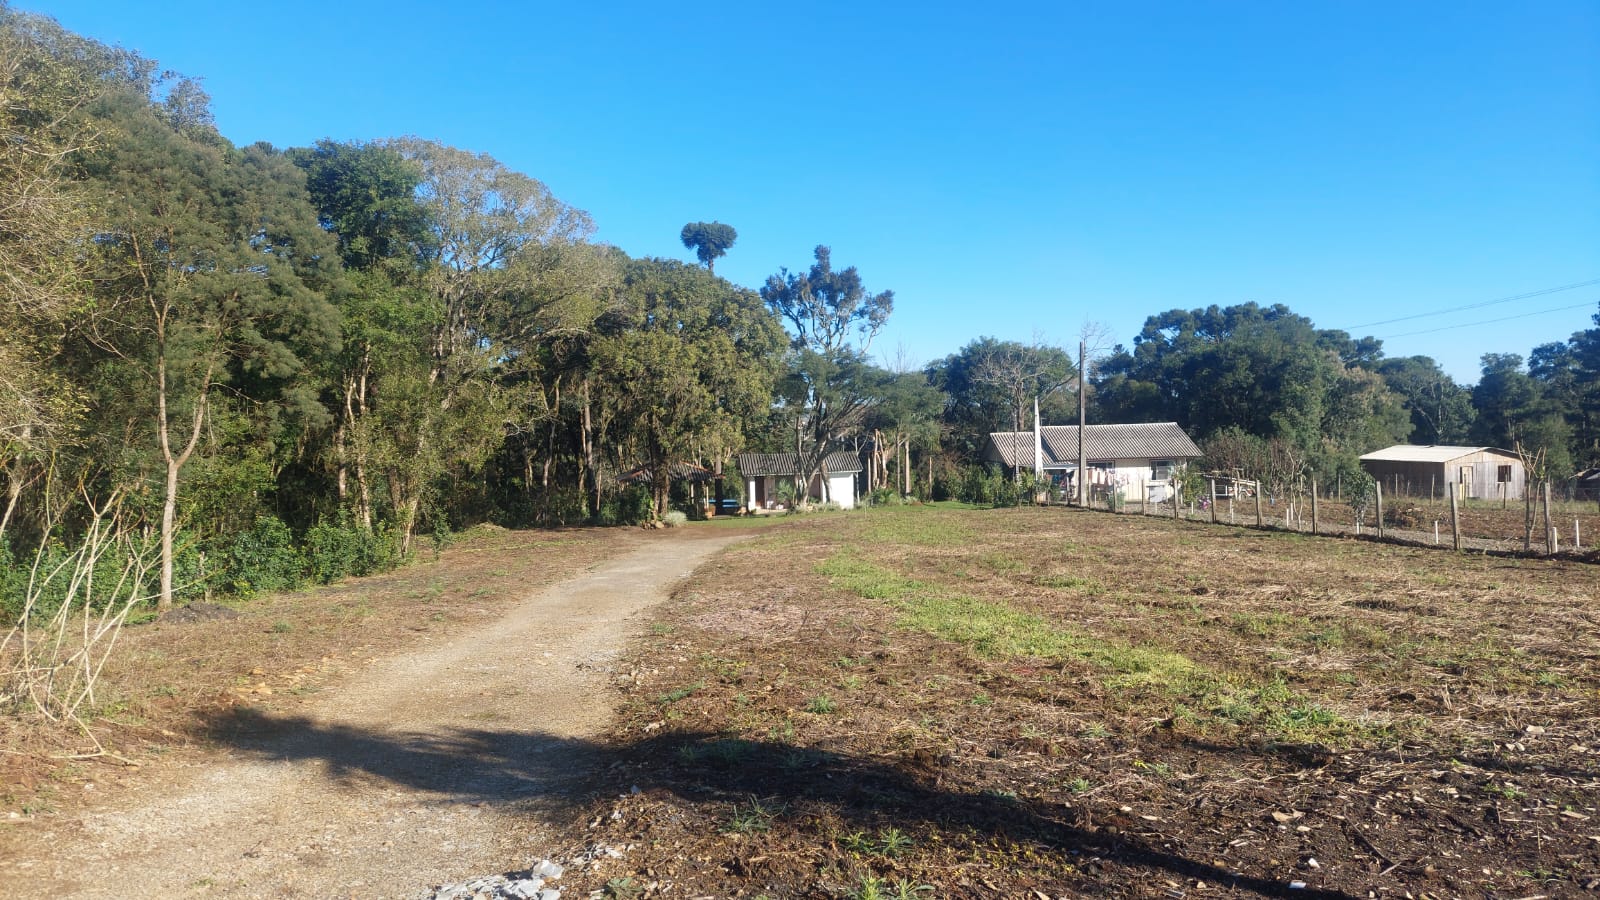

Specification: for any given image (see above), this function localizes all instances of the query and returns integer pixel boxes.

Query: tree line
[2,6,1595,619]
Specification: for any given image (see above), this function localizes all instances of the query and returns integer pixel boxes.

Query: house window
[1497,465,1512,483]
[1151,459,1174,480]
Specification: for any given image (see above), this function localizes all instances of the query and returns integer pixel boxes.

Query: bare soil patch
[0,526,745,898]
[557,505,1600,898]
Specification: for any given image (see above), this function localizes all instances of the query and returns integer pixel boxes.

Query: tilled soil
[0,530,745,899]
[554,506,1600,898]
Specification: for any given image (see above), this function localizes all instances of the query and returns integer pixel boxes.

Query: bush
[305,513,402,584]
[2,531,165,623]
[990,475,1020,508]
[869,487,906,507]
[598,485,654,527]
[661,510,688,528]
[223,516,304,598]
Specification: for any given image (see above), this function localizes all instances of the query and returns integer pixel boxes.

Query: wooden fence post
[1254,482,1263,528]
[1209,478,1217,524]
[1545,482,1555,554]
[1450,487,1461,551]
[1172,481,1180,521]
[1375,482,1384,539]
[1310,476,1319,535]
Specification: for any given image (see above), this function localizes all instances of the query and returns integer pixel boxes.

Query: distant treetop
[679,221,737,273]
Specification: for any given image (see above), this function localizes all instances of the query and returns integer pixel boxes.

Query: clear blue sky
[26,1,1600,383]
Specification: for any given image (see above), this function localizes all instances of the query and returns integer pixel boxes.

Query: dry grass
[567,504,1600,898]
[0,524,637,814]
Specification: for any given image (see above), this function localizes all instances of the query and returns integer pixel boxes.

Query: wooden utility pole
[1310,476,1319,535]
[1254,482,1263,528]
[1077,339,1087,507]
[1375,482,1385,539]
[1209,478,1218,524]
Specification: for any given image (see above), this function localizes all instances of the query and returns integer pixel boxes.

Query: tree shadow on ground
[205,708,1357,899]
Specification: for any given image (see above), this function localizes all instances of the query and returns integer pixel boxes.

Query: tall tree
[928,337,1076,460]
[290,140,431,529]
[679,221,737,274]
[371,138,597,546]
[761,245,894,500]
[0,6,121,512]
[1375,355,1476,445]
[591,258,783,516]
[81,90,340,608]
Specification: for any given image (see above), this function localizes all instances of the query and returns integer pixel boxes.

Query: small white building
[983,422,1202,503]
[737,450,864,511]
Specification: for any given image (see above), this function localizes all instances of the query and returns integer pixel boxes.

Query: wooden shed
[1358,445,1525,501]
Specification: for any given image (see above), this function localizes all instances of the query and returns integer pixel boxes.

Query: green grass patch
[851,506,979,547]
[819,553,1197,690]
[658,680,705,704]
[816,550,1364,744]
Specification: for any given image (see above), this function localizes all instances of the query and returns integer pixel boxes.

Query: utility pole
[1077,339,1087,506]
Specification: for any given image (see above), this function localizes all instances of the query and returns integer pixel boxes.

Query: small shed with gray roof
[737,450,864,511]
[983,422,1201,502]
[1358,445,1524,501]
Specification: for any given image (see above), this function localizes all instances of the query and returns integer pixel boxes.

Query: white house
[983,422,1202,503]
[736,450,864,511]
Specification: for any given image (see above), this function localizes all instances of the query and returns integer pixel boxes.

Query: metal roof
[985,423,1201,469]
[1358,445,1516,464]
[736,450,864,477]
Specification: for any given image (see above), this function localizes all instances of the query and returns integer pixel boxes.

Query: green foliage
[304,515,402,585]
[222,516,303,599]
[926,337,1077,459]
[679,220,737,272]
[661,510,688,528]
[1,531,166,623]
[599,486,655,527]
[868,486,907,507]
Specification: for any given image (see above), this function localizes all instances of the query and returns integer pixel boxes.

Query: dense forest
[3,6,1598,616]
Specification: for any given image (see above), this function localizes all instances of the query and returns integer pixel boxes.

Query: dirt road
[0,532,744,899]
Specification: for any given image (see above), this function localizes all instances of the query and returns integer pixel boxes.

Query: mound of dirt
[159,602,240,624]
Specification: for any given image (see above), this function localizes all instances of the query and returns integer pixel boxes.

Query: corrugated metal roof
[1358,445,1513,463]
[984,423,1201,468]
[736,450,863,477]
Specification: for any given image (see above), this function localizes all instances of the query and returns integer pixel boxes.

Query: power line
[1380,300,1596,339]
[1345,277,1600,330]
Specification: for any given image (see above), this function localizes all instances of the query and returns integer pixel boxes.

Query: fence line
[1062,476,1598,560]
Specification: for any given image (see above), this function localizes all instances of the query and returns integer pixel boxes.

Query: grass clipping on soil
[574,504,1600,899]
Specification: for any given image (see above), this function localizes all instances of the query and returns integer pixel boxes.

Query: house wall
[827,473,857,509]
[1361,451,1525,501]
[747,472,861,510]
[1072,457,1185,503]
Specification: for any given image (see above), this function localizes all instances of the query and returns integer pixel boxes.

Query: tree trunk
[156,352,211,612]
[352,355,373,530]
[580,381,601,519]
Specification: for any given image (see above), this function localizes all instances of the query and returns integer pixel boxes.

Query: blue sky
[27,1,1600,383]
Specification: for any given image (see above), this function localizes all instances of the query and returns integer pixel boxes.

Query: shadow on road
[205,708,1356,899]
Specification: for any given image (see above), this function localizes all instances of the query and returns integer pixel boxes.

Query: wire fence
[1067,477,1600,558]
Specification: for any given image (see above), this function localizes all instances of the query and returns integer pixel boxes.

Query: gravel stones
[427,860,563,900]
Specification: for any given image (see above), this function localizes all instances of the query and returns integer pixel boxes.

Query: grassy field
[571,504,1600,898]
